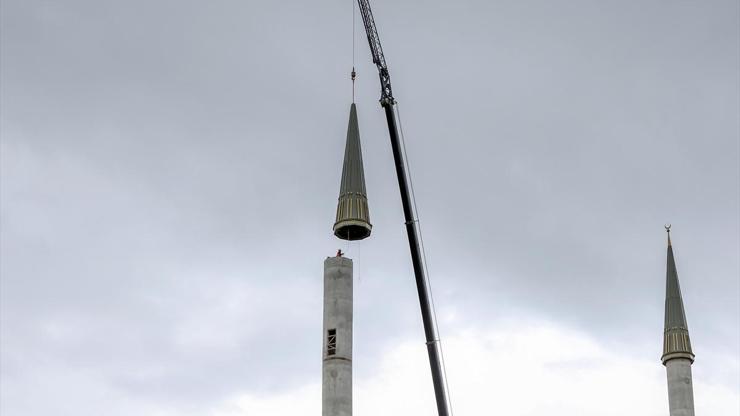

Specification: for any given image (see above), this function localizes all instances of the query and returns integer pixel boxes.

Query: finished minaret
[323,103,371,416]
[662,225,695,416]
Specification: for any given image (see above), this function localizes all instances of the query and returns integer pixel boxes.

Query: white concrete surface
[666,358,695,416]
[322,256,353,416]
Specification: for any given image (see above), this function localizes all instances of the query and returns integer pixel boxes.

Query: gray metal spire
[662,226,694,364]
[333,103,371,241]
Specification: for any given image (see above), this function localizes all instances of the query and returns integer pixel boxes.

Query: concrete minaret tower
[323,103,371,416]
[662,226,695,416]
[322,255,353,416]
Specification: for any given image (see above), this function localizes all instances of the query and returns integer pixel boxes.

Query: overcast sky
[1,0,738,415]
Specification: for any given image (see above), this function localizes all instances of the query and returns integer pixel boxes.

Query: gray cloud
[2,0,738,414]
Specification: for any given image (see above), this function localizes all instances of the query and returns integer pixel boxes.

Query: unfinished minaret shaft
[322,255,353,416]
[662,226,695,416]
[322,103,371,416]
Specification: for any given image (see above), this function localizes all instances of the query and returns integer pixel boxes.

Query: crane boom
[356,1,452,415]
[356,0,394,104]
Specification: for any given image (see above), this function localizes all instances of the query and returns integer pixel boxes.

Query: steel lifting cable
[351,0,357,101]
[352,0,361,287]
[394,102,455,414]
[357,227,362,283]
[353,0,360,285]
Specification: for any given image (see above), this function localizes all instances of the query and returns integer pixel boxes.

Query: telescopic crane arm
[356,1,452,415]
[356,0,394,105]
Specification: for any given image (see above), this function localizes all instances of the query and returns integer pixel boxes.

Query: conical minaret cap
[662,227,694,364]
[333,103,372,240]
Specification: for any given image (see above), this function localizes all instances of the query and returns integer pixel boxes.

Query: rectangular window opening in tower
[327,329,337,356]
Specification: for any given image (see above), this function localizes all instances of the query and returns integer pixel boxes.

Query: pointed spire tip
[665,223,672,246]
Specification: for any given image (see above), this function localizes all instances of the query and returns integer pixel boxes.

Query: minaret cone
[661,226,696,416]
[333,103,372,241]
[662,227,694,364]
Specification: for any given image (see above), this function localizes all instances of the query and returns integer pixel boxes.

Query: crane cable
[395,102,455,415]
[351,0,357,102]
[351,0,361,284]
